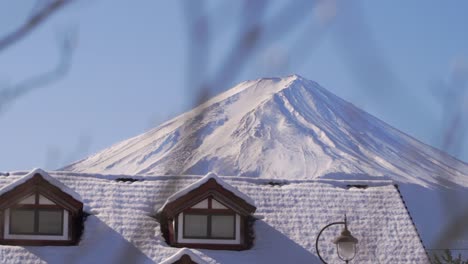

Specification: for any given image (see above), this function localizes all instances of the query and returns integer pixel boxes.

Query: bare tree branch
[0,29,76,114]
[208,0,318,93]
[431,57,468,253]
[0,0,72,53]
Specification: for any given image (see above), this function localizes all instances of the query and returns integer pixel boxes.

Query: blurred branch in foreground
[0,0,77,115]
[0,0,72,53]
[0,29,77,115]
[174,0,327,176]
[184,0,325,98]
[45,133,92,170]
[432,56,468,255]
[436,56,468,157]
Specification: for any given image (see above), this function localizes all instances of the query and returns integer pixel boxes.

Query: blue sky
[0,0,467,171]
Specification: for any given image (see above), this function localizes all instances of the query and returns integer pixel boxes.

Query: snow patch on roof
[159,248,207,264]
[0,168,82,202]
[158,172,255,212]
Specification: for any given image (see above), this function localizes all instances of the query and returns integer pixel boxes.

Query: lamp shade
[333,228,358,261]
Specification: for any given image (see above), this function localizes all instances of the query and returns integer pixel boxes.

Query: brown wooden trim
[173,242,247,251]
[0,238,75,246]
[168,218,175,245]
[69,212,84,245]
[0,188,36,209]
[0,210,3,239]
[240,215,245,244]
[183,208,233,214]
[11,204,62,209]
[69,212,75,242]
[208,197,212,209]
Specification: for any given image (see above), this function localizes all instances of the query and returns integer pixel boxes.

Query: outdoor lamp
[316,215,358,264]
[333,217,358,262]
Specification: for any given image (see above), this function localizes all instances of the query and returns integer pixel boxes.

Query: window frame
[182,212,236,240]
[4,192,69,240]
[9,208,64,236]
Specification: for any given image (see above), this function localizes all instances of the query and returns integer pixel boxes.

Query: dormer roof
[158,172,256,217]
[0,168,83,211]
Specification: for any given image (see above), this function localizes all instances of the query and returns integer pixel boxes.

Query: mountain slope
[64,75,468,188]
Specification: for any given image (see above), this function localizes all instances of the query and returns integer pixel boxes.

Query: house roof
[0,170,429,263]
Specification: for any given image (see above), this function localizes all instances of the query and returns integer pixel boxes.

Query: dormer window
[158,172,256,250]
[0,169,83,246]
[7,193,66,237]
[180,197,237,242]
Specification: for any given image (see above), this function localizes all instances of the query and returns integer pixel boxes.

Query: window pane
[211,199,227,209]
[10,209,35,234]
[211,215,235,239]
[38,210,63,235]
[184,214,208,238]
[18,195,36,205]
[39,195,56,205]
[191,199,208,209]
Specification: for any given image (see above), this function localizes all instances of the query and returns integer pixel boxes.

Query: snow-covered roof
[0,168,82,202]
[158,172,255,213]
[0,171,429,263]
[159,248,207,264]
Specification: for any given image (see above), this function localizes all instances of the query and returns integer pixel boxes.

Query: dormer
[0,169,83,246]
[158,172,256,250]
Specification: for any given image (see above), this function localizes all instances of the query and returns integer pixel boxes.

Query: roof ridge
[6,170,397,187]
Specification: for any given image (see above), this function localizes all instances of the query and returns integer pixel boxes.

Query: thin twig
[0,30,76,114]
[0,0,72,53]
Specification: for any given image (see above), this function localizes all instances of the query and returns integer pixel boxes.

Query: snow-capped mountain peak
[64,75,468,188]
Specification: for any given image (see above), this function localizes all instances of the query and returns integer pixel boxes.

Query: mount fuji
[64,75,467,189]
[63,74,468,251]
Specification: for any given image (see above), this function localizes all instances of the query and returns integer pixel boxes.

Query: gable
[159,173,256,218]
[0,171,82,213]
[0,169,81,202]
